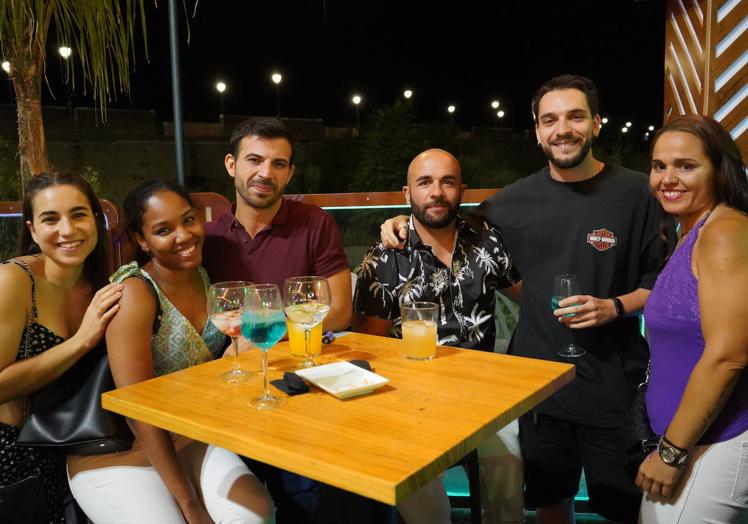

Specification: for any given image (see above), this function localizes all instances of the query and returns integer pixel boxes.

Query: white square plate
[295,361,389,399]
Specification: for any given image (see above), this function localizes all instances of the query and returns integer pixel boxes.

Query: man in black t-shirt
[382,75,668,524]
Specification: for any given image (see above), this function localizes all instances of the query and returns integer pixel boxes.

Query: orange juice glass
[288,320,323,357]
[400,302,438,360]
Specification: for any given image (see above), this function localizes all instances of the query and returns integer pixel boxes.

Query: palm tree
[0,1,148,192]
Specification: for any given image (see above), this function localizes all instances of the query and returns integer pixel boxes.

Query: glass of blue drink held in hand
[241,284,288,409]
[552,274,586,358]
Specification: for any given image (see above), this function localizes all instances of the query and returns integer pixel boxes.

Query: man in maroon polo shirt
[202,117,352,331]
[202,117,352,522]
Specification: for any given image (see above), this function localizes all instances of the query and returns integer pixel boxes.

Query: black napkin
[271,372,309,395]
[270,360,373,396]
[348,359,372,371]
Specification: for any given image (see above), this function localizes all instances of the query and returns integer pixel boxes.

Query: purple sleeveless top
[645,217,748,444]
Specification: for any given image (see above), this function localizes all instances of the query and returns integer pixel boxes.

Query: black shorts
[519,411,641,524]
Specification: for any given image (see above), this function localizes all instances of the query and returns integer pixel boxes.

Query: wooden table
[102,333,574,505]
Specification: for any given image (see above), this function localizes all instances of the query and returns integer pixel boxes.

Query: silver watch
[658,437,688,467]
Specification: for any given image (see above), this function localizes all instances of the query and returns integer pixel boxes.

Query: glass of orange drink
[400,302,438,360]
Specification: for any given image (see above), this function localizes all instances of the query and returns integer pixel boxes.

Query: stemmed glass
[551,274,586,358]
[283,276,331,368]
[208,281,256,383]
[242,284,288,409]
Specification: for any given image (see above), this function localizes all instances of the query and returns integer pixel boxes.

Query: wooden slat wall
[665,0,748,157]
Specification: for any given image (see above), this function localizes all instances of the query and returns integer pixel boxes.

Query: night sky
[31,0,666,132]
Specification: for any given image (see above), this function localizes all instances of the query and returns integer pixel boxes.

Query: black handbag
[17,344,134,455]
[621,365,659,484]
[17,273,162,456]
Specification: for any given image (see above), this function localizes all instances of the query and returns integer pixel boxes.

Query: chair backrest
[189,192,232,223]
[284,188,499,208]
[99,199,134,273]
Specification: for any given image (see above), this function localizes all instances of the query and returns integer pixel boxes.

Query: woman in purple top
[637,114,748,522]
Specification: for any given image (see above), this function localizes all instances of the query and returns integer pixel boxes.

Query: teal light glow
[443,467,590,501]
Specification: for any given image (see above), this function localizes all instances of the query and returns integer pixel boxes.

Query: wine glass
[242,284,288,409]
[283,276,331,368]
[208,281,256,384]
[551,274,586,358]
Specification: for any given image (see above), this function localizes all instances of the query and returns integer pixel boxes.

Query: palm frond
[0,0,149,117]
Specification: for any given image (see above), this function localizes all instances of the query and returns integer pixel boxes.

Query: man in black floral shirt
[353,148,522,524]
[354,148,519,352]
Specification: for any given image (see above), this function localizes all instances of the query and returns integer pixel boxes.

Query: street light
[271,72,282,117]
[403,89,413,99]
[215,81,226,120]
[625,121,632,128]
[621,127,629,133]
[493,108,505,139]
[447,104,456,125]
[58,46,72,118]
[648,125,655,131]
[352,94,362,131]
[601,117,609,124]
[1,60,11,104]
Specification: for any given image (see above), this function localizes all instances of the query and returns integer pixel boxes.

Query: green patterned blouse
[110,262,225,376]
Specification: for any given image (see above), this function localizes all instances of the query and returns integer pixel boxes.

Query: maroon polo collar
[228,197,291,231]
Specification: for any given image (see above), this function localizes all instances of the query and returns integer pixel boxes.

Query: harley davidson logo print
[587,228,617,251]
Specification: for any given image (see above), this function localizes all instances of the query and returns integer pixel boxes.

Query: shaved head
[404,149,463,230]
[407,149,461,185]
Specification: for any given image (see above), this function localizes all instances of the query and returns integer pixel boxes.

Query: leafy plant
[0,0,149,188]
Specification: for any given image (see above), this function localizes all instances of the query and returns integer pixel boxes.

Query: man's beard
[236,179,284,210]
[541,134,594,169]
[411,198,460,229]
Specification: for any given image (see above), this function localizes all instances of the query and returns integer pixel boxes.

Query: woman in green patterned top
[68,180,274,524]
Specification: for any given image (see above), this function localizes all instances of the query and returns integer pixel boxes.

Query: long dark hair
[122,179,195,265]
[653,114,748,213]
[19,172,109,290]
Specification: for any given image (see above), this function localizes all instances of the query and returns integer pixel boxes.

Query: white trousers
[69,445,273,524]
[397,474,452,524]
[639,429,748,524]
[396,419,524,524]
[477,419,525,524]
